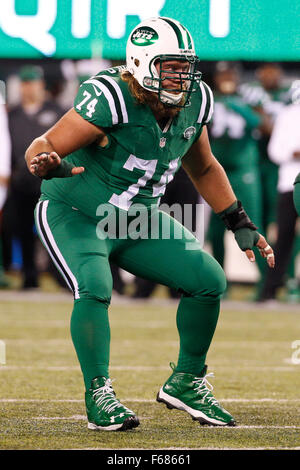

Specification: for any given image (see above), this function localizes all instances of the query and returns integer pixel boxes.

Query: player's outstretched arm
[25,108,106,179]
[182,127,275,268]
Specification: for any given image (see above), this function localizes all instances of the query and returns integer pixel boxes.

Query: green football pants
[35,199,226,388]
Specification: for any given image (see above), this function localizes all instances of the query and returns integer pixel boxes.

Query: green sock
[176,296,220,376]
[70,298,110,390]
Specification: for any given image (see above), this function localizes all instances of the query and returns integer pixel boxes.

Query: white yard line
[29,416,300,429]
[1,398,300,403]
[32,415,151,421]
[34,415,87,420]
[0,365,168,371]
[1,291,300,311]
[0,365,298,371]
[0,399,84,402]
[32,420,300,429]
[74,446,300,450]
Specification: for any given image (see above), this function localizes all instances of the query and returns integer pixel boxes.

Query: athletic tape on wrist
[219,200,258,232]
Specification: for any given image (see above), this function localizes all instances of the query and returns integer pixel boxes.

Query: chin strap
[160,90,183,105]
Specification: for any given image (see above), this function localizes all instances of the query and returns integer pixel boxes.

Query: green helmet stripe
[159,17,187,49]
[181,25,193,49]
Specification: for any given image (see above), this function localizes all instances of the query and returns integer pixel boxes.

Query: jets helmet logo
[183,126,196,140]
[131,27,158,46]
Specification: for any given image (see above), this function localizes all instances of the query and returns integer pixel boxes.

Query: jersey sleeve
[196,81,214,126]
[238,83,270,108]
[74,75,129,128]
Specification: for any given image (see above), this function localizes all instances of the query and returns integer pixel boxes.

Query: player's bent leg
[114,209,234,426]
[156,252,235,426]
[34,199,139,431]
[71,298,139,431]
[68,264,140,431]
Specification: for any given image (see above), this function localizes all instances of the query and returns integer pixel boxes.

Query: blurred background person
[7,65,65,289]
[240,64,290,232]
[240,63,300,300]
[259,100,300,302]
[207,62,270,299]
[0,102,11,287]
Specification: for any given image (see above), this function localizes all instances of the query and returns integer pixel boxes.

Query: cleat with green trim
[85,376,140,431]
[157,364,236,427]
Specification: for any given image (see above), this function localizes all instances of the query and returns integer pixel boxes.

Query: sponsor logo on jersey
[183,126,196,139]
[131,27,158,46]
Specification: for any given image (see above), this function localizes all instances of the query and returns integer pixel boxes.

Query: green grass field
[0,293,300,450]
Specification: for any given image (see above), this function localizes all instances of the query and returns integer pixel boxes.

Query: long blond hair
[121,70,182,119]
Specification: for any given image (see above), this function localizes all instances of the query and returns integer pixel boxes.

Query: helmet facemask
[143,55,202,107]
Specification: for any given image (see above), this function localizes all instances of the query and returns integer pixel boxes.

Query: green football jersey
[209,93,261,171]
[41,66,213,219]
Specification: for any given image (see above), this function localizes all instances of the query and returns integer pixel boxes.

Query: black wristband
[218,200,258,232]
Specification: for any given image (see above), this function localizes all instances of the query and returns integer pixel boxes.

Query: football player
[25,17,274,431]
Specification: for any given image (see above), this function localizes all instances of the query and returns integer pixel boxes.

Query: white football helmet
[126,17,202,107]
